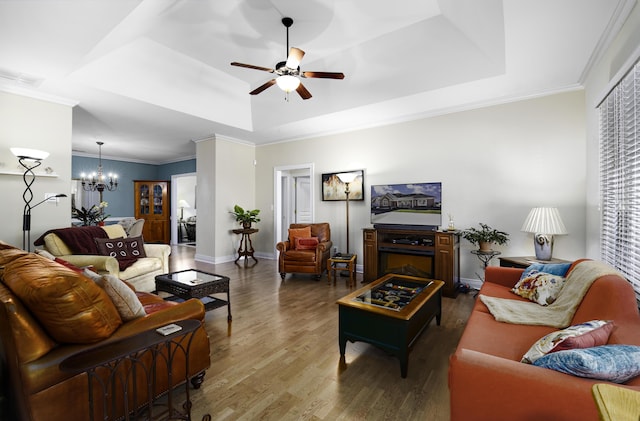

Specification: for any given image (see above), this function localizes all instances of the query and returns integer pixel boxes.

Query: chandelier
[81,141,118,198]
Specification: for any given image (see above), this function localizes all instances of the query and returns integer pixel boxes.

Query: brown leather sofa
[0,241,210,421]
[276,223,332,280]
[449,261,640,421]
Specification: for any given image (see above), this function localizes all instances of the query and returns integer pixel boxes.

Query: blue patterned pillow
[533,345,640,383]
[522,262,572,279]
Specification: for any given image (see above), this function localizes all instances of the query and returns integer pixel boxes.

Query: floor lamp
[337,172,358,254]
[11,148,50,251]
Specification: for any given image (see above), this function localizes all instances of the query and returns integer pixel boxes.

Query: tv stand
[363,226,460,297]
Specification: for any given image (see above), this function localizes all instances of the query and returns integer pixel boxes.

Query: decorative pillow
[521,262,572,279]
[512,272,567,305]
[521,320,613,364]
[288,226,311,249]
[3,254,122,343]
[84,270,146,321]
[295,237,319,250]
[94,236,146,270]
[533,345,640,384]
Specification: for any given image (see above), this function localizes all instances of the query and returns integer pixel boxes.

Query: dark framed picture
[322,170,365,201]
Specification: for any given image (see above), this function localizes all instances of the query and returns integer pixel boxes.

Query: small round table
[232,228,259,265]
[471,249,501,268]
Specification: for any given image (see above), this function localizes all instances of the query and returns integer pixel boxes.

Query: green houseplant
[230,205,260,229]
[72,202,110,226]
[460,223,509,251]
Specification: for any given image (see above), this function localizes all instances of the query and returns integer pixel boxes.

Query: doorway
[171,173,196,245]
[274,164,314,248]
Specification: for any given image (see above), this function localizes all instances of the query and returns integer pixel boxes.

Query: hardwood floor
[169,245,475,421]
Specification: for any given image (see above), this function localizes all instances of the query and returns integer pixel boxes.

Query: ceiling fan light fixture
[276,75,300,92]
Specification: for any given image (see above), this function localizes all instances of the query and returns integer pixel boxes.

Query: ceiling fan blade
[301,71,345,80]
[296,83,312,100]
[231,62,275,73]
[250,79,276,95]
[285,47,305,69]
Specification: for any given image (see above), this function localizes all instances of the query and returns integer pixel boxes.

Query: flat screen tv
[371,182,442,228]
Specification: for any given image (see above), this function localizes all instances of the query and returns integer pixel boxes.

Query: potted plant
[230,205,260,229]
[460,223,509,251]
[72,202,110,226]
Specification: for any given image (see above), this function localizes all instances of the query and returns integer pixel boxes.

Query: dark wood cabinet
[363,227,460,297]
[499,256,570,269]
[134,180,170,244]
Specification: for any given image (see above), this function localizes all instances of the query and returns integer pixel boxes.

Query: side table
[328,253,357,288]
[499,256,571,269]
[471,250,501,268]
[60,319,209,421]
[232,228,258,265]
[155,269,231,321]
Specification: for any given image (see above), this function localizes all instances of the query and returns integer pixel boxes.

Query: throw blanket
[479,260,623,328]
[33,226,108,255]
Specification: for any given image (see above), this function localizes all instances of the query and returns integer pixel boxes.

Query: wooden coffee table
[336,273,443,378]
[155,269,232,321]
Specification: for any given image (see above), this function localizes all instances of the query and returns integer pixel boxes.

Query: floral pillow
[521,320,614,364]
[511,272,567,305]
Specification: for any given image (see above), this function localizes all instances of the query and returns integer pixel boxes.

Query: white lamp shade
[276,75,300,92]
[178,199,191,208]
[521,207,568,235]
[10,147,49,160]
[337,172,358,183]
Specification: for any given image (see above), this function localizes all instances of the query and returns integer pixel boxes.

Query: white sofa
[40,224,170,292]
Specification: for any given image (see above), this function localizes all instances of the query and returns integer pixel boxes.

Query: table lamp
[178,199,190,221]
[521,207,568,261]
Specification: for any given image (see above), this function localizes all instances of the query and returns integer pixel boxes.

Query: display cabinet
[134,180,170,244]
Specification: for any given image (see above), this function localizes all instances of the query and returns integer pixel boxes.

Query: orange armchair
[276,223,333,280]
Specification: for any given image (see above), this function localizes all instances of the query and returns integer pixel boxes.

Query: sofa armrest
[55,254,120,275]
[276,241,290,252]
[317,240,332,253]
[484,266,525,288]
[449,348,611,421]
[110,298,206,341]
[143,244,171,273]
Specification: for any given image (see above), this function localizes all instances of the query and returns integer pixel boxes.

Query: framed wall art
[321,170,365,201]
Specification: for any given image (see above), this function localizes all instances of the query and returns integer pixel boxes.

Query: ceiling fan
[230,17,345,100]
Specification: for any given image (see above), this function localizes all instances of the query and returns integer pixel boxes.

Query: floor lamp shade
[521,207,568,261]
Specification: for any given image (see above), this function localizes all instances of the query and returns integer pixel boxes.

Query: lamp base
[533,234,554,261]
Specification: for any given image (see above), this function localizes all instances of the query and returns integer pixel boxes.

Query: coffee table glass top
[166,270,224,286]
[353,277,432,311]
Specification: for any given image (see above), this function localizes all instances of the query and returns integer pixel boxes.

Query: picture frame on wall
[322,170,365,201]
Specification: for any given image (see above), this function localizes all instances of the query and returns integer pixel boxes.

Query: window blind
[599,59,640,301]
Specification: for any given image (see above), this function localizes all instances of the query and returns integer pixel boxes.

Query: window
[599,59,640,301]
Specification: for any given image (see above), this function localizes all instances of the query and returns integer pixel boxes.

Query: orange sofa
[449,261,640,421]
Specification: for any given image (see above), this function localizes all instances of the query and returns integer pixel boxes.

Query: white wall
[0,91,72,248]
[214,138,255,262]
[583,2,640,259]
[255,90,587,282]
[194,136,256,263]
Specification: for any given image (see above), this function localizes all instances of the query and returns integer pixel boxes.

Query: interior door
[295,176,312,223]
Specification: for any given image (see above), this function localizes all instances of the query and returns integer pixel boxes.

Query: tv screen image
[371,182,442,227]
